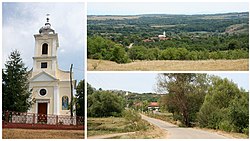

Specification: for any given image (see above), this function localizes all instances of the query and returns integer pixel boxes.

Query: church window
[41,62,47,68]
[39,89,47,96]
[62,96,69,110]
[42,43,48,54]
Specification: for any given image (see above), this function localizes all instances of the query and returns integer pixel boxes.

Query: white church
[28,15,75,119]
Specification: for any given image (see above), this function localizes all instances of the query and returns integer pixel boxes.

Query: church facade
[28,16,75,118]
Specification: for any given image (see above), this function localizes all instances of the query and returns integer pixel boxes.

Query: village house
[148,102,160,112]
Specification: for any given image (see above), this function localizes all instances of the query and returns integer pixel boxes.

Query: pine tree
[2,50,32,112]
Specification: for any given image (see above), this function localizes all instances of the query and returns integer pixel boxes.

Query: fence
[2,111,84,130]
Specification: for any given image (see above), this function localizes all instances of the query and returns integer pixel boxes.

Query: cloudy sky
[88,2,248,15]
[88,73,249,93]
[2,3,85,81]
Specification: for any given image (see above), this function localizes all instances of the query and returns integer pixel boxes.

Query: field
[2,129,84,139]
[87,117,167,139]
[88,59,249,71]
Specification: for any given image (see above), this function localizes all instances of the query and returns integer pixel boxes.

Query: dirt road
[141,114,230,139]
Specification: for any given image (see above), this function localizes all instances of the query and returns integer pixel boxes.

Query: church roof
[30,71,58,82]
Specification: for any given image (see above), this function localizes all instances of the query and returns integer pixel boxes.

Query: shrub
[243,127,249,135]
[122,109,148,131]
[219,120,233,132]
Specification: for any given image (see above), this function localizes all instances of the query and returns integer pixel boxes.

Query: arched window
[62,96,69,110]
[42,43,48,54]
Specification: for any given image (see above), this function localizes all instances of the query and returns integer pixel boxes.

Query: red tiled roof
[149,102,159,107]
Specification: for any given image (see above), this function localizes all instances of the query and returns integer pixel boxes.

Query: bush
[88,91,124,117]
[123,109,141,124]
[122,110,148,131]
[243,127,249,135]
[219,120,233,132]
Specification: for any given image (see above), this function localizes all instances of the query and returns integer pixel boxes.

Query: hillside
[87,12,249,69]
[88,12,249,36]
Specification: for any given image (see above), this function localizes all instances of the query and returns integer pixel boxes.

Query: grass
[109,124,167,139]
[2,129,84,139]
[87,116,167,139]
[87,117,128,136]
[88,59,249,71]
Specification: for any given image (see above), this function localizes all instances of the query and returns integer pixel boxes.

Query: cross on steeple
[46,14,50,23]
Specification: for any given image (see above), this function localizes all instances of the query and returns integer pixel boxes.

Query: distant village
[142,31,171,43]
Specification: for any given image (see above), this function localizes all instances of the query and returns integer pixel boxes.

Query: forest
[88,12,249,63]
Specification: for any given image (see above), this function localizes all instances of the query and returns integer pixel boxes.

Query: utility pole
[70,64,73,119]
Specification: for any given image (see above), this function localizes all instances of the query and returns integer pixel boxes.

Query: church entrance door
[38,103,47,123]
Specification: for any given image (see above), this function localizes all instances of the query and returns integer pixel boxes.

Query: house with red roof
[148,102,160,111]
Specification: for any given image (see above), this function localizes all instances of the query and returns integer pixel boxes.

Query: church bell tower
[29,14,74,118]
[32,14,59,77]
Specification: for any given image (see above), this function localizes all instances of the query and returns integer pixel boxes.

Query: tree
[110,45,130,64]
[2,50,32,112]
[128,46,147,61]
[88,90,125,117]
[87,82,95,95]
[75,80,84,116]
[198,76,249,133]
[157,73,208,126]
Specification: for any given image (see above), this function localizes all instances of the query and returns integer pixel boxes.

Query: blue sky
[2,3,85,81]
[88,2,248,15]
[87,73,249,93]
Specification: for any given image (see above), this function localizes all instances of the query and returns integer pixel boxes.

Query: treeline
[88,36,248,63]
[158,74,249,135]
[88,12,249,36]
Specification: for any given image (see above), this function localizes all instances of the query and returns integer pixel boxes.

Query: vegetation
[87,84,163,138]
[87,116,160,139]
[88,59,249,71]
[122,109,148,131]
[157,73,209,126]
[158,73,249,135]
[2,50,32,112]
[197,76,249,134]
[88,12,249,63]
[87,89,125,117]
[75,80,84,117]
[87,73,248,136]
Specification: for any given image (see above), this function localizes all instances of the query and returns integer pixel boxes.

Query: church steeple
[33,14,59,77]
[39,14,55,34]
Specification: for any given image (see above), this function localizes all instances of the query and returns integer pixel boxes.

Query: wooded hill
[88,12,249,63]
